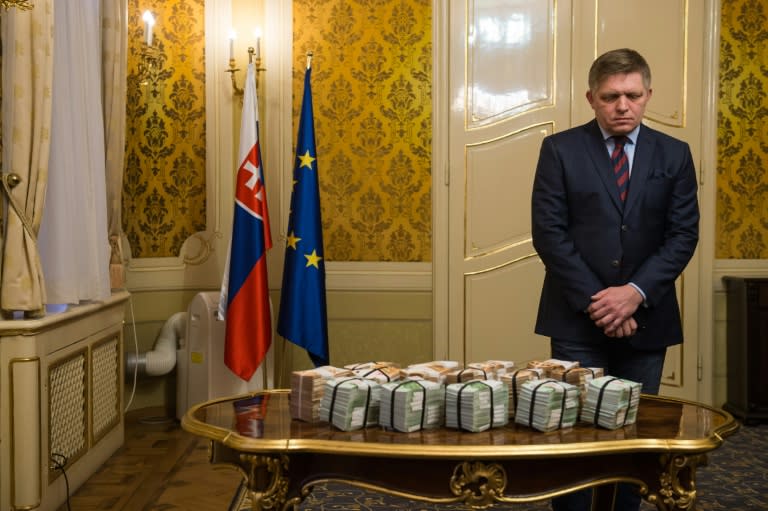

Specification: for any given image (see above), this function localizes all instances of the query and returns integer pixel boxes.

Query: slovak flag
[219,62,272,381]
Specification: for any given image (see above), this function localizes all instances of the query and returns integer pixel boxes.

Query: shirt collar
[598,124,641,145]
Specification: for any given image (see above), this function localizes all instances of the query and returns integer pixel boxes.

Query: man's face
[586,71,652,136]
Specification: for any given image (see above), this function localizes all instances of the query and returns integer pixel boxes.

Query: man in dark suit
[531,48,699,511]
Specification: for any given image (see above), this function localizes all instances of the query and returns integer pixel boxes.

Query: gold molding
[0,0,33,9]
[297,474,649,508]
[182,230,223,265]
[9,357,42,510]
[464,123,552,260]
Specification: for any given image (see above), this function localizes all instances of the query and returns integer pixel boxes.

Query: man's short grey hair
[588,48,652,92]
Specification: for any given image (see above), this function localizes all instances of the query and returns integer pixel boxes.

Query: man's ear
[586,90,594,105]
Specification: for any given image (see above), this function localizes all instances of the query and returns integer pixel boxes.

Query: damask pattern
[294,0,432,261]
[717,0,768,258]
[122,0,206,258]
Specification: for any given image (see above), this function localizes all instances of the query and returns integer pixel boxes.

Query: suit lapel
[623,124,654,217]
[583,120,623,213]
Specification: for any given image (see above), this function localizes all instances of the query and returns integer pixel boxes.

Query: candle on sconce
[254,27,262,60]
[142,10,155,46]
[228,29,237,61]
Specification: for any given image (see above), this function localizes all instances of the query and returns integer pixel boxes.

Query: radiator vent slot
[92,336,120,442]
[48,351,88,477]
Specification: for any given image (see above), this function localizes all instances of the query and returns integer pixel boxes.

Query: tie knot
[611,135,629,150]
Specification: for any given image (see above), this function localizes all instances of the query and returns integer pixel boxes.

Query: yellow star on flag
[298,150,315,169]
[304,249,322,268]
[286,231,301,250]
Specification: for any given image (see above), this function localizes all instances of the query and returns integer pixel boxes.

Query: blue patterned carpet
[287,422,767,511]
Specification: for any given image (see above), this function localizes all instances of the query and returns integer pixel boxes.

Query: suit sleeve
[627,143,699,307]
[531,136,604,312]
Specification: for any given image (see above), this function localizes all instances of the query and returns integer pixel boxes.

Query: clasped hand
[587,285,644,338]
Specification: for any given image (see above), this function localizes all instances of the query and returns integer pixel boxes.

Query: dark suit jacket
[531,119,699,350]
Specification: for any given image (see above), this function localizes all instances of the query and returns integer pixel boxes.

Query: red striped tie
[611,136,630,202]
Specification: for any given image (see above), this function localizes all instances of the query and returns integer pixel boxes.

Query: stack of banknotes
[445,380,508,432]
[378,379,445,432]
[289,366,354,422]
[514,379,581,432]
[318,377,381,431]
[580,376,642,430]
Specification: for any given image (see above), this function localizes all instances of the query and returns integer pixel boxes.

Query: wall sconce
[138,10,160,85]
[226,28,265,97]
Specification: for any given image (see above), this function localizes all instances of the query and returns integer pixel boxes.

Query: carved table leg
[236,453,292,510]
[449,461,508,507]
[644,453,707,511]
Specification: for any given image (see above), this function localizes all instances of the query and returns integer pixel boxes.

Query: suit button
[611,260,620,268]
[621,224,628,232]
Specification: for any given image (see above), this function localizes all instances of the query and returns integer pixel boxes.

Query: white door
[434,0,712,401]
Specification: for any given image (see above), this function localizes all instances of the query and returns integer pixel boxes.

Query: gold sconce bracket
[138,44,162,85]
[227,47,265,97]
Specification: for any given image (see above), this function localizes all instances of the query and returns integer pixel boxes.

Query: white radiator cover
[176,291,274,420]
[0,290,128,511]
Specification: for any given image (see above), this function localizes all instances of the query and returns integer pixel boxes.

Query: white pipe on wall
[125,311,186,377]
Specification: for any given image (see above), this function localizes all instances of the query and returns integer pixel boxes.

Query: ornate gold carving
[646,453,705,510]
[449,461,507,508]
[284,485,313,511]
[182,230,222,265]
[138,44,162,86]
[239,453,290,509]
[0,0,33,9]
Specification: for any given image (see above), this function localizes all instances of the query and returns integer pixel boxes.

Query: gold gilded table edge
[301,475,649,506]
[181,390,739,459]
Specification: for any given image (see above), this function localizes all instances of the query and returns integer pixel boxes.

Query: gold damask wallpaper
[717,0,768,259]
[293,0,432,261]
[115,1,762,261]
[122,0,207,258]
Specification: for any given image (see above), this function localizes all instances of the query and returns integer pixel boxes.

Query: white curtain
[38,0,111,304]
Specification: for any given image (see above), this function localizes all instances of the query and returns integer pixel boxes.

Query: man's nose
[616,96,629,111]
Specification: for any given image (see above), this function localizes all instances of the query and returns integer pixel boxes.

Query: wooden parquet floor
[58,407,242,511]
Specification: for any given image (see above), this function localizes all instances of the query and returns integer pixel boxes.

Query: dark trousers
[549,337,667,511]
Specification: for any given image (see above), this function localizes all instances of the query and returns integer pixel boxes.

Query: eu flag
[277,65,329,366]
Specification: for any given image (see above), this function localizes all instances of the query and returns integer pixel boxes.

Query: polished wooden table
[182,390,738,511]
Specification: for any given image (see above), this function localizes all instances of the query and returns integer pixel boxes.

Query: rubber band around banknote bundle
[363,366,394,382]
[327,377,372,428]
[388,380,427,430]
[593,376,620,427]
[527,379,563,429]
[456,380,494,430]
[510,368,539,412]
[623,384,635,427]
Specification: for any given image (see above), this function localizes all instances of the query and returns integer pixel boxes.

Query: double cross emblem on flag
[235,145,270,228]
